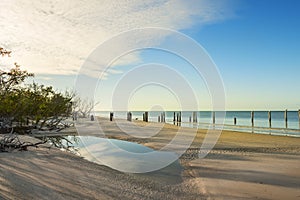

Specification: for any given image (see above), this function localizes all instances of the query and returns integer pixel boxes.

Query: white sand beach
[1,118,300,199]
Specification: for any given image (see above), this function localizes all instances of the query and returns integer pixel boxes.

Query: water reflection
[66,136,183,184]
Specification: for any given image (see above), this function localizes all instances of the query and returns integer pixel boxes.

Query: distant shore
[1,117,300,199]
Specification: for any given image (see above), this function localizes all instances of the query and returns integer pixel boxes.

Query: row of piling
[108,110,300,129]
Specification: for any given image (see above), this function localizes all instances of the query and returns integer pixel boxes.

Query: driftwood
[0,116,76,152]
[0,132,47,152]
[46,135,75,150]
[0,133,76,153]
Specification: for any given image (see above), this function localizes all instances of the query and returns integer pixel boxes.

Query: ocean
[94,111,300,137]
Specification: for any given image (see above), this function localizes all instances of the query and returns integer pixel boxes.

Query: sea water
[94,111,300,137]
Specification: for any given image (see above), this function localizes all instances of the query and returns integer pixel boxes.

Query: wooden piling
[145,112,148,122]
[173,112,176,125]
[179,112,182,123]
[161,112,165,123]
[110,112,113,121]
[284,109,288,129]
[234,117,237,125]
[268,111,271,128]
[127,112,132,121]
[158,116,160,122]
[193,111,197,123]
[189,116,191,123]
[212,111,215,124]
[251,111,254,127]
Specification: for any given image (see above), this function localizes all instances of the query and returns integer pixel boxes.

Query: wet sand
[1,118,300,199]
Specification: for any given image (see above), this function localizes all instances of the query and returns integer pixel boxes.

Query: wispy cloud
[0,0,236,77]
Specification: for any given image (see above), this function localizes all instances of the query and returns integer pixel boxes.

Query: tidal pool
[66,136,183,184]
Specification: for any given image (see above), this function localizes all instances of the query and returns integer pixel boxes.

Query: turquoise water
[95,111,300,137]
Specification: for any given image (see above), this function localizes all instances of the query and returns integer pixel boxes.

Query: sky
[0,0,300,111]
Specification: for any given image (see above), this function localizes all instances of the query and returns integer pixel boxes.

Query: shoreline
[1,117,300,199]
[96,118,300,161]
[97,113,300,138]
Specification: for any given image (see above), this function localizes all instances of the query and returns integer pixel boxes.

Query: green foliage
[0,63,34,94]
[0,47,73,133]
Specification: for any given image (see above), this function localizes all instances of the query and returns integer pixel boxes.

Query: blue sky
[1,0,300,111]
[189,0,300,110]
